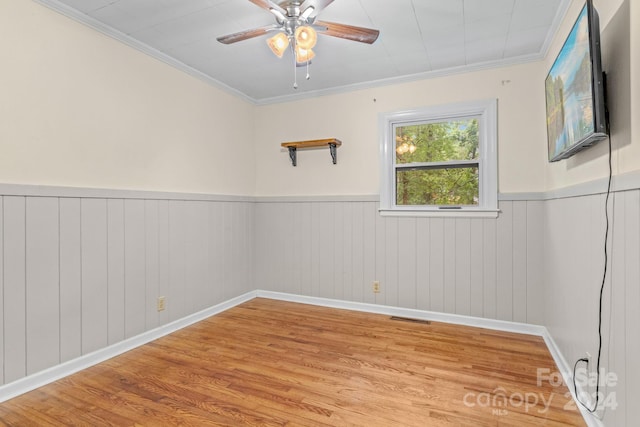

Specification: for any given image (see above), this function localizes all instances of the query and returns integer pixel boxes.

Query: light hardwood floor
[0,298,586,426]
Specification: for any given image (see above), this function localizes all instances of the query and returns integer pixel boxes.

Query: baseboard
[256,290,547,335]
[0,291,257,403]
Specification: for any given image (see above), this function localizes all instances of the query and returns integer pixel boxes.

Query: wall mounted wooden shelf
[281,138,342,166]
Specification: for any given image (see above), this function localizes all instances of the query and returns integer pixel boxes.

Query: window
[379,99,498,217]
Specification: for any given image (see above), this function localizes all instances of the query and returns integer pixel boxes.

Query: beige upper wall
[255,0,638,197]
[254,62,548,196]
[4,0,634,197]
[0,0,255,196]
[544,0,635,191]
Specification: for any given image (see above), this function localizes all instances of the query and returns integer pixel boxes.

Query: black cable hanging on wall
[572,79,612,414]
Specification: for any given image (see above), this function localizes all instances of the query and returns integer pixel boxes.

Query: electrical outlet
[373,281,380,293]
[157,296,166,312]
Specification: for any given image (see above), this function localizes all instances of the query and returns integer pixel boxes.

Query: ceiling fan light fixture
[294,25,317,50]
[295,46,315,63]
[217,0,380,90]
[267,32,290,58]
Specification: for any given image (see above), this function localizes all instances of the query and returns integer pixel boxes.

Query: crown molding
[255,53,545,105]
[540,0,574,59]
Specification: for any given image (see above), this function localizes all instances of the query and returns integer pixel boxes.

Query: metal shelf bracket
[287,146,297,167]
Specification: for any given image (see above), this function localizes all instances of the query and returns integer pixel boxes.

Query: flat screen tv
[545,0,608,162]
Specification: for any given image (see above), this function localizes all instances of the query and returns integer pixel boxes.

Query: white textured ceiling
[37,0,571,104]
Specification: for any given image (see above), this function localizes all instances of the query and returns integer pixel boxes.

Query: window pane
[395,119,479,165]
[396,167,479,206]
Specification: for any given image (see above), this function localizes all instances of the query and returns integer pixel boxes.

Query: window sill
[378,208,500,219]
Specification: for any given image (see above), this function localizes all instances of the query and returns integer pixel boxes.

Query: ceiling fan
[216,0,380,88]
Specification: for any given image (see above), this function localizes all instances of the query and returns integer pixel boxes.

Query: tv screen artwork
[545,2,606,162]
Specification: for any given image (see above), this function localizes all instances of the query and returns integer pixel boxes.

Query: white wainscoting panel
[544,190,640,426]
[526,201,544,326]
[255,200,544,323]
[144,200,160,330]
[25,197,60,376]
[124,199,146,339]
[3,197,27,383]
[107,198,126,345]
[0,194,254,386]
[59,198,82,363]
[81,198,110,355]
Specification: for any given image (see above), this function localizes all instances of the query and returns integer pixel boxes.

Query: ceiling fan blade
[299,0,335,16]
[315,20,380,44]
[248,0,287,16]
[217,25,278,44]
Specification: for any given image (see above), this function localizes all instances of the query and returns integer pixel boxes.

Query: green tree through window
[395,119,479,206]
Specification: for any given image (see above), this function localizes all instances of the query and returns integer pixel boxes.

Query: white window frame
[379,99,498,218]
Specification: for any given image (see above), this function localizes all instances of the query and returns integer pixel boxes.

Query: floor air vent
[390,316,431,325]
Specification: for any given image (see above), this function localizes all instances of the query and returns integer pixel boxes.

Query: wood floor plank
[0,298,586,426]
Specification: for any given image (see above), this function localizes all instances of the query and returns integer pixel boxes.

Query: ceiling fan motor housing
[217,0,379,47]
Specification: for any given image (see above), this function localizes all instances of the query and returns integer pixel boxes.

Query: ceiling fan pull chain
[293,37,298,89]
[293,54,298,89]
[306,59,310,80]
